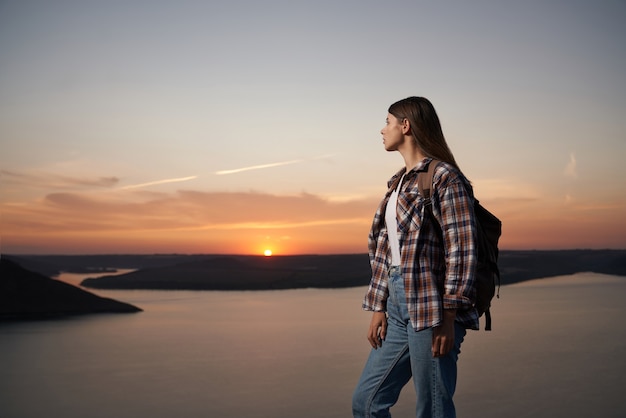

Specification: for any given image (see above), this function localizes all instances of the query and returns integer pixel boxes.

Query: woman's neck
[400,149,426,173]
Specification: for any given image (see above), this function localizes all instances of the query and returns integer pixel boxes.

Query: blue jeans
[352,266,466,418]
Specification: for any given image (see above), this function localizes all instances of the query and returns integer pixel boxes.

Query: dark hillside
[0,258,141,320]
[498,250,626,284]
[81,254,372,290]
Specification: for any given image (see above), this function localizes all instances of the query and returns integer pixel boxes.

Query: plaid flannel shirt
[363,158,480,331]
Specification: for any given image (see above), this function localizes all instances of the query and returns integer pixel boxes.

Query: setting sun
[264,249,273,257]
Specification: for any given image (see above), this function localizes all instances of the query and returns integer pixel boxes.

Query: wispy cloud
[215,154,336,175]
[119,176,198,190]
[215,159,304,175]
[1,187,377,252]
[4,182,626,253]
[196,217,368,230]
[564,152,577,178]
[2,189,377,234]
[472,178,539,201]
[1,169,119,189]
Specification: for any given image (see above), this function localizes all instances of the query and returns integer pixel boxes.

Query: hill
[0,258,142,320]
[498,249,626,283]
[81,254,371,290]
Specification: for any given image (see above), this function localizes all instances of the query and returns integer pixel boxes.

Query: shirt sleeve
[432,167,477,310]
[362,207,390,312]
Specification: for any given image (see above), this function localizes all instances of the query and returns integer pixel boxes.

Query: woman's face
[380,113,404,152]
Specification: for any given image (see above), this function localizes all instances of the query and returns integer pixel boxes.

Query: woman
[352,97,479,418]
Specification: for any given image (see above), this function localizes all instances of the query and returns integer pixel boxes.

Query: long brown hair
[388,97,459,169]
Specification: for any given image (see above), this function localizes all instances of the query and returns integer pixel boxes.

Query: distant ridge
[81,254,371,290]
[5,250,626,291]
[0,258,142,320]
[498,249,626,283]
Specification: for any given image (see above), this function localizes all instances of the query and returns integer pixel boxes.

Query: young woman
[352,97,479,418]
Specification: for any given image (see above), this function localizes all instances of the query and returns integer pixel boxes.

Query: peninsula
[0,258,141,320]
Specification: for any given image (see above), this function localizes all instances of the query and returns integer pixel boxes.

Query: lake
[1,272,625,418]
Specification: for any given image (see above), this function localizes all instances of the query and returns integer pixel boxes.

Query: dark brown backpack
[418,160,502,330]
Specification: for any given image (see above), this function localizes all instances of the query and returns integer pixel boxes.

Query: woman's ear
[401,118,411,135]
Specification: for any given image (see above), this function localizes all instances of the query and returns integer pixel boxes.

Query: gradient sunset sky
[1,0,625,255]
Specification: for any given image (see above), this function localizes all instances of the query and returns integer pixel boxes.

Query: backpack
[417,160,502,331]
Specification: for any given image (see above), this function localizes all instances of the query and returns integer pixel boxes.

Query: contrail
[119,175,198,190]
[215,154,336,176]
[215,159,304,175]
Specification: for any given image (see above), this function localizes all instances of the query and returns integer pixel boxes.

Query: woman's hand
[432,309,456,357]
[367,311,387,349]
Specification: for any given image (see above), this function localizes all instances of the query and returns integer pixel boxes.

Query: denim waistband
[388,265,401,274]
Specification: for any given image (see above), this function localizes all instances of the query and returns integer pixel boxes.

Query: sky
[1,0,625,255]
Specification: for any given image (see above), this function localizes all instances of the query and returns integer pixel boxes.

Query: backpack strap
[417,159,441,205]
[417,159,443,242]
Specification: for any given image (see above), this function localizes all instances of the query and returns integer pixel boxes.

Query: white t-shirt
[385,173,405,266]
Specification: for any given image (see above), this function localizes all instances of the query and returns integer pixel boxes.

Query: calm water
[1,272,625,418]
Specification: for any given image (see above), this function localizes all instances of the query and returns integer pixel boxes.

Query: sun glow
[264,249,273,257]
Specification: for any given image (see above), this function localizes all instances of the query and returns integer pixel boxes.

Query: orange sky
[2,185,625,255]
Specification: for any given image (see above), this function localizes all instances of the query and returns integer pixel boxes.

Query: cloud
[214,154,336,175]
[119,176,198,190]
[1,169,119,189]
[564,152,577,178]
[4,180,626,253]
[195,217,367,230]
[471,178,540,201]
[2,189,377,234]
[215,159,304,175]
